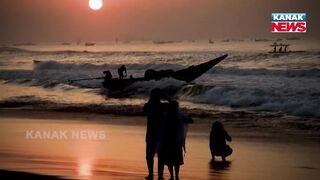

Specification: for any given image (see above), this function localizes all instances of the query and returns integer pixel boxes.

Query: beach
[0,109,319,180]
[1,1,319,179]
[0,40,319,180]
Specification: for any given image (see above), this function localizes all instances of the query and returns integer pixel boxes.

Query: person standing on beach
[161,100,190,180]
[143,88,167,180]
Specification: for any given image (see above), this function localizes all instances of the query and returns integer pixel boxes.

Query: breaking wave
[0,48,319,119]
[1,95,319,132]
[210,67,320,78]
[0,60,319,117]
[0,61,318,85]
[177,85,320,118]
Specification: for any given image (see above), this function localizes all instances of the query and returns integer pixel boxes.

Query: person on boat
[273,45,277,53]
[278,44,283,53]
[118,65,127,79]
[143,88,168,180]
[271,42,278,53]
[284,44,289,53]
[209,121,232,162]
[103,70,112,81]
[161,100,192,180]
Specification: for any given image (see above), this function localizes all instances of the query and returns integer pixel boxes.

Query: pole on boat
[68,77,104,83]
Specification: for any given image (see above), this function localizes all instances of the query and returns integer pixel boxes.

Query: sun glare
[78,160,92,176]
[88,0,103,10]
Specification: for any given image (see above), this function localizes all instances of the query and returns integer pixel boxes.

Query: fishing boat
[102,54,228,90]
[85,42,95,46]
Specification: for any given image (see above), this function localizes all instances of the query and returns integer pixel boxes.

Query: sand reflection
[78,159,93,177]
[1,115,320,180]
[209,160,231,179]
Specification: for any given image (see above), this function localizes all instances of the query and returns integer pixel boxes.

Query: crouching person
[209,121,232,162]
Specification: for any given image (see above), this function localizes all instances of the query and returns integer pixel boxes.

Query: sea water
[0,39,319,131]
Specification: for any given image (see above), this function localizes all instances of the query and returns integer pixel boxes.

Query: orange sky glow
[0,0,318,42]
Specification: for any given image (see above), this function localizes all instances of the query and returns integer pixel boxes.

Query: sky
[0,0,319,43]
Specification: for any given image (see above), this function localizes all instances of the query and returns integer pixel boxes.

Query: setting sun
[88,0,103,10]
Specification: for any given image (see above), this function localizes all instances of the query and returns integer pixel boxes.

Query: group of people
[143,88,192,180]
[143,88,233,180]
[271,42,290,53]
[103,65,127,81]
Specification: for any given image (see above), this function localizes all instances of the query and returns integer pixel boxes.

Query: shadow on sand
[208,160,232,179]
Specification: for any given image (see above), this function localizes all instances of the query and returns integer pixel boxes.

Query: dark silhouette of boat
[102,54,228,90]
[85,42,95,46]
[33,60,41,64]
[153,41,181,44]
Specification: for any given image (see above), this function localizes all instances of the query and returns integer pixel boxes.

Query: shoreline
[0,108,319,143]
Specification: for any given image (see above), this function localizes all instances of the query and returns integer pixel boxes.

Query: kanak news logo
[271,13,306,33]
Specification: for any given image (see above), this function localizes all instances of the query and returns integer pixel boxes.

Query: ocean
[0,39,319,134]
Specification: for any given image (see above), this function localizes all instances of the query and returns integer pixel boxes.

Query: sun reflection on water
[78,159,93,177]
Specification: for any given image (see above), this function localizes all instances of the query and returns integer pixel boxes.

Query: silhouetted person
[118,65,127,79]
[271,42,278,53]
[103,70,112,81]
[210,121,232,162]
[284,45,288,52]
[161,101,184,180]
[278,45,283,53]
[143,88,167,180]
[273,45,277,53]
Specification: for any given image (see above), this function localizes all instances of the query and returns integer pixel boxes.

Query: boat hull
[102,54,228,90]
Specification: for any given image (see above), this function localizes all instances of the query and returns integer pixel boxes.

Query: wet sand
[0,169,68,180]
[0,110,320,180]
